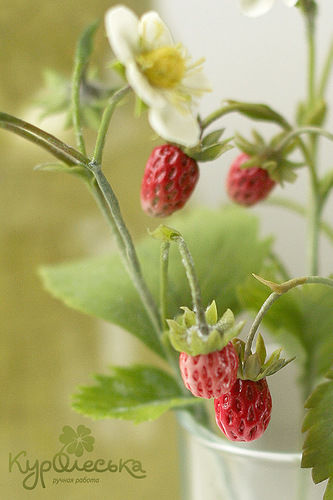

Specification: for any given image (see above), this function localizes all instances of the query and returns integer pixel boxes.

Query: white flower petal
[239,0,275,17]
[105,6,139,63]
[283,0,297,6]
[182,71,212,94]
[148,106,200,147]
[126,61,167,107]
[138,11,174,51]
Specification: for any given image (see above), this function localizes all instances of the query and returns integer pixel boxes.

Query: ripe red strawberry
[214,378,272,442]
[226,153,275,206]
[179,342,239,399]
[140,144,199,217]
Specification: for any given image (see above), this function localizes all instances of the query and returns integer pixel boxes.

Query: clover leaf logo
[59,425,95,457]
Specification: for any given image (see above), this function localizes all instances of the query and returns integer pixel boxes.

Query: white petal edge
[283,0,298,6]
[138,11,174,51]
[182,71,212,94]
[148,106,200,147]
[126,61,167,107]
[239,0,275,17]
[105,6,139,63]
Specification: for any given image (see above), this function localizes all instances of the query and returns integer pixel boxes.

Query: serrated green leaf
[302,369,333,499]
[202,129,225,146]
[72,365,200,423]
[40,207,271,358]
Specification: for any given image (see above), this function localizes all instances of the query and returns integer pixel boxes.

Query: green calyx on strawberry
[183,128,233,163]
[233,334,295,382]
[234,129,303,184]
[167,301,244,356]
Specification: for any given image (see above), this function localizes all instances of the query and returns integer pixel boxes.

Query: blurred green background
[1,1,180,498]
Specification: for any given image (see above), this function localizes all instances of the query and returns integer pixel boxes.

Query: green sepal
[201,129,225,146]
[109,60,127,80]
[235,335,294,381]
[189,140,233,162]
[167,301,244,356]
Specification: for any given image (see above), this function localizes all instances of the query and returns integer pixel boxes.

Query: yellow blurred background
[1,1,180,498]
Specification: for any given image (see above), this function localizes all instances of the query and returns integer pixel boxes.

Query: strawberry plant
[1,1,333,498]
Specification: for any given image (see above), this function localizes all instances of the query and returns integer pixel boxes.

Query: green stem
[277,126,333,152]
[306,17,316,107]
[266,196,333,244]
[245,275,333,358]
[71,61,87,156]
[92,86,131,165]
[89,163,162,338]
[318,38,333,97]
[201,102,290,131]
[175,236,209,336]
[0,112,89,166]
[160,241,170,329]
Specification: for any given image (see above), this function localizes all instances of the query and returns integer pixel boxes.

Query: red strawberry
[226,153,275,206]
[179,342,239,399]
[141,144,199,217]
[214,378,272,442]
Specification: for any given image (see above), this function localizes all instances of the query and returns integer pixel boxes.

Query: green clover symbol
[59,425,95,457]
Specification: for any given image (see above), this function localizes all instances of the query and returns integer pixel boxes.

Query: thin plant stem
[175,236,209,336]
[244,275,333,358]
[92,86,131,165]
[71,61,87,156]
[318,38,333,97]
[89,163,162,338]
[160,241,170,329]
[266,196,333,244]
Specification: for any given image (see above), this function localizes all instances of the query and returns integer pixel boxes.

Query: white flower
[239,0,298,17]
[105,5,211,147]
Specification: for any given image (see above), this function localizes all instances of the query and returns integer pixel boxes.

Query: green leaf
[40,207,271,357]
[72,365,200,423]
[302,369,333,499]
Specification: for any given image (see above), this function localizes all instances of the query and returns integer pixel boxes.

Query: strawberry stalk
[244,274,333,364]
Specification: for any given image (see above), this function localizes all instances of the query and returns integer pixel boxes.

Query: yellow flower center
[137,46,185,89]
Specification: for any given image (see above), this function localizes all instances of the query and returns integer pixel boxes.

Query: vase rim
[177,411,302,465]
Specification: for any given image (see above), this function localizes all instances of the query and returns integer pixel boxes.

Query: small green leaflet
[302,369,333,500]
[72,365,201,423]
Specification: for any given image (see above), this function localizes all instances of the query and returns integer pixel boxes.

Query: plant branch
[92,86,131,165]
[245,275,333,357]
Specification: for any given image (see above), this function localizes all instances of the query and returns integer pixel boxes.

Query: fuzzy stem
[89,163,162,338]
[245,275,333,358]
[160,241,170,329]
[175,237,209,336]
[92,86,131,165]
